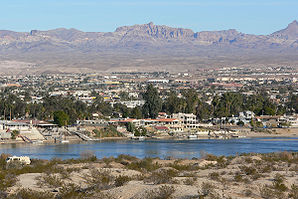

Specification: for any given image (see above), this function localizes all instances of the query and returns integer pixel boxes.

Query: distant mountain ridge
[1,21,297,49]
[0,21,297,74]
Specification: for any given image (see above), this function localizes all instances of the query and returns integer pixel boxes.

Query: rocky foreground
[0,151,297,199]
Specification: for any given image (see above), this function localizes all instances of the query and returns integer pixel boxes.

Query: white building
[171,113,199,129]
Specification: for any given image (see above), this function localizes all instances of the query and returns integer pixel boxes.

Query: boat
[187,135,198,139]
[32,140,44,144]
[131,136,146,141]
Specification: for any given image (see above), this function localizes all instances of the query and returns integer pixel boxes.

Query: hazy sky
[1,0,297,34]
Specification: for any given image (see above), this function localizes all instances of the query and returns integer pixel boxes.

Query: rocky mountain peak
[271,20,298,39]
[115,22,195,40]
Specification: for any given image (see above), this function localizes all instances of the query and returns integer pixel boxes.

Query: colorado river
[0,137,297,159]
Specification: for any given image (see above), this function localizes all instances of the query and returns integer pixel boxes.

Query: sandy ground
[8,154,298,199]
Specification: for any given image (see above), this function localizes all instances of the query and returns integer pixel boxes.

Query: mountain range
[0,21,297,74]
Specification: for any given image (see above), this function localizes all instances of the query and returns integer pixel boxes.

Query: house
[0,120,30,131]
[171,113,199,129]
[154,126,169,132]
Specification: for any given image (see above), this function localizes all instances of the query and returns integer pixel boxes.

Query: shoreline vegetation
[0,151,297,199]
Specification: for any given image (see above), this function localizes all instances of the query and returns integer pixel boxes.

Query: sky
[1,0,297,35]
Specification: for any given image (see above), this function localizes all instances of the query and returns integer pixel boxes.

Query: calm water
[0,137,297,160]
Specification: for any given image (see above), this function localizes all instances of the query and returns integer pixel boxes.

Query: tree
[126,122,135,133]
[196,100,212,120]
[53,111,69,127]
[163,91,184,114]
[11,130,20,140]
[183,89,198,114]
[142,84,162,118]
[287,94,298,113]
[130,107,142,119]
[91,96,113,116]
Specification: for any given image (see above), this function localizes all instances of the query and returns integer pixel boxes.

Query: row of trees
[142,85,297,120]
[0,85,297,126]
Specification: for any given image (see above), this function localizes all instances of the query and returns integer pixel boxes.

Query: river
[0,137,297,160]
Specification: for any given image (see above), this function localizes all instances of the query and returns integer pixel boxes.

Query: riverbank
[0,128,297,145]
[0,151,297,199]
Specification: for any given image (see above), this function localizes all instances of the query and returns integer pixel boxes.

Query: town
[0,65,297,143]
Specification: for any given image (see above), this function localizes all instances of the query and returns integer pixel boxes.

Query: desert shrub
[183,177,196,185]
[259,174,288,199]
[127,158,160,172]
[209,172,220,181]
[58,183,91,199]
[239,165,257,176]
[115,154,138,163]
[0,191,7,199]
[6,158,66,176]
[66,167,81,173]
[261,152,298,164]
[234,173,243,182]
[233,172,250,184]
[0,153,10,170]
[243,189,253,197]
[0,172,18,191]
[94,192,117,199]
[84,169,114,190]
[145,168,178,184]
[205,154,218,161]
[220,171,226,175]
[251,172,263,180]
[36,174,64,188]
[8,188,54,199]
[244,157,253,163]
[272,173,288,192]
[288,184,298,199]
[102,157,115,167]
[259,185,275,199]
[6,160,24,170]
[167,162,194,171]
[114,175,131,187]
[199,182,217,197]
[215,156,229,168]
[145,185,175,199]
[260,164,273,173]
[289,165,298,172]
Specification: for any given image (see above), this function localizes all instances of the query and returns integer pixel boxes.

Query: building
[171,113,199,129]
